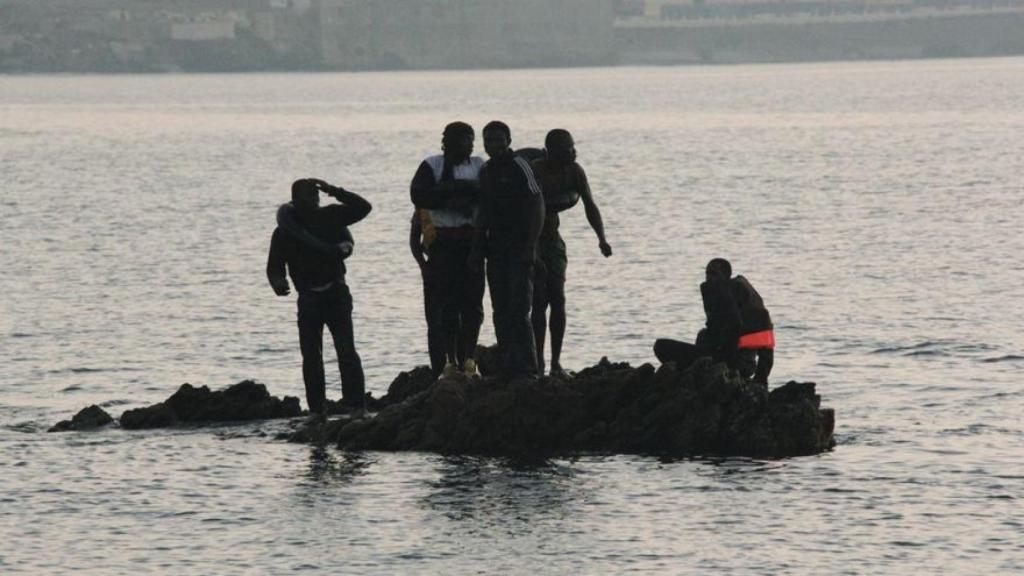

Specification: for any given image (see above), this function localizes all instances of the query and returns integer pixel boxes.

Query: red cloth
[738,329,775,350]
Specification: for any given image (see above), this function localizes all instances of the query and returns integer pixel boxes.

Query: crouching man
[267,178,372,417]
[654,258,774,385]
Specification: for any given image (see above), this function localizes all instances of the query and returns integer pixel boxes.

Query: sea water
[1,58,1022,574]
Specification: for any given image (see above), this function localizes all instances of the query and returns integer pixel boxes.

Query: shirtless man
[530,129,611,377]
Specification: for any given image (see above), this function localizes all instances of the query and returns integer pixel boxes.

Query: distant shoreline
[2,6,1021,75]
[2,52,1022,77]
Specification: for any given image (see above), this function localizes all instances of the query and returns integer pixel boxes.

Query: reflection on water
[305,446,373,485]
[423,457,578,529]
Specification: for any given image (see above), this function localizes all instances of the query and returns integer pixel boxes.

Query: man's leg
[547,273,567,375]
[504,258,538,377]
[531,260,550,375]
[421,263,446,378]
[324,285,365,409]
[544,236,568,375]
[653,338,699,368]
[455,238,484,370]
[487,257,510,372]
[754,349,774,385]
[297,294,327,414]
[431,239,460,367]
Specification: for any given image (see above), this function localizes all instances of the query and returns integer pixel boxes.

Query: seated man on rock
[654,258,775,385]
[267,178,372,419]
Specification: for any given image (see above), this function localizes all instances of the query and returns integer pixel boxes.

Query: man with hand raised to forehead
[410,122,486,379]
[530,129,612,378]
[469,121,545,378]
[267,178,372,418]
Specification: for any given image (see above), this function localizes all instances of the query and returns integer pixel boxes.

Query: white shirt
[423,154,484,229]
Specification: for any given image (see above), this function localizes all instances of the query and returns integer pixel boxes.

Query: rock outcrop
[331,357,835,458]
[119,380,301,429]
[49,354,835,459]
[48,405,114,432]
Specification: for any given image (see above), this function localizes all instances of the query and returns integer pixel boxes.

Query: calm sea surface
[1,58,1022,574]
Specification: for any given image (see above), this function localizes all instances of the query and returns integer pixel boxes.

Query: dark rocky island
[321,357,834,459]
[49,353,835,459]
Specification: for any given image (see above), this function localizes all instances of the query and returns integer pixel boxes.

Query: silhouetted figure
[469,121,545,378]
[410,122,486,378]
[731,270,775,385]
[530,129,612,377]
[267,178,371,416]
[654,258,775,385]
[410,208,445,377]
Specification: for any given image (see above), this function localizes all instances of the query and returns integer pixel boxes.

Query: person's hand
[599,241,612,258]
[271,278,291,297]
[311,178,341,197]
[414,244,428,270]
[334,241,354,259]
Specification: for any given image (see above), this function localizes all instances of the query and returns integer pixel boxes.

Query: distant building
[317,0,615,70]
[171,20,237,42]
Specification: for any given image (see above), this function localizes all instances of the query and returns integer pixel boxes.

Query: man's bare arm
[578,167,612,257]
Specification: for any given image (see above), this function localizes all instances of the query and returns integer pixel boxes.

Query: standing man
[470,121,545,378]
[409,208,445,377]
[410,122,486,378]
[530,129,612,377]
[267,178,371,418]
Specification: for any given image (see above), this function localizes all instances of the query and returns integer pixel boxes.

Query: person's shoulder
[513,154,536,172]
[422,155,444,173]
[733,275,754,290]
[270,226,291,247]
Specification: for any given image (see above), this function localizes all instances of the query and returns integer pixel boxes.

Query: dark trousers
[487,254,538,376]
[655,327,753,373]
[654,329,764,380]
[426,236,485,370]
[421,267,446,378]
[297,284,365,413]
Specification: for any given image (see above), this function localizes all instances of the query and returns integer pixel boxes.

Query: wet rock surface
[48,405,114,432]
[119,380,301,429]
[329,357,835,458]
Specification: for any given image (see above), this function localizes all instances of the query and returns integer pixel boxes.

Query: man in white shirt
[410,122,486,378]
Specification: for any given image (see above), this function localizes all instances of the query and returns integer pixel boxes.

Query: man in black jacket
[469,121,545,378]
[267,178,372,416]
[654,258,774,384]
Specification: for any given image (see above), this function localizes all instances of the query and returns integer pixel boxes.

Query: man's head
[442,121,475,163]
[482,120,512,158]
[706,258,732,282]
[291,179,320,216]
[545,129,576,165]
